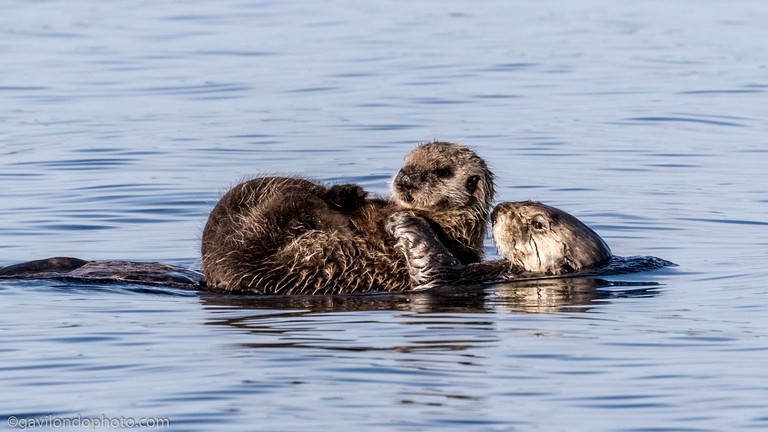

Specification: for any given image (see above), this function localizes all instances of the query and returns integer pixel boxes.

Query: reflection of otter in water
[201,141,495,294]
[199,277,658,315]
[389,201,674,289]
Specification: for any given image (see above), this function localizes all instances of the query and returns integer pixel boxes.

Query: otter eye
[465,175,479,193]
[433,167,452,178]
[531,215,548,231]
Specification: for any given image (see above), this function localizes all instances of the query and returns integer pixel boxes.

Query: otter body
[201,177,412,294]
[201,141,494,294]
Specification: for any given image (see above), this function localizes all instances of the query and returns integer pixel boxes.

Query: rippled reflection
[200,276,660,316]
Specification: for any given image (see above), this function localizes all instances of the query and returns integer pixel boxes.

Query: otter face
[491,201,612,275]
[392,141,494,213]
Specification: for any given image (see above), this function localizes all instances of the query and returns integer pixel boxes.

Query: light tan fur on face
[392,141,495,260]
[492,201,612,274]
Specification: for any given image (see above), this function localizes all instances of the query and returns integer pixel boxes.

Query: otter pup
[200,141,494,294]
[387,201,615,289]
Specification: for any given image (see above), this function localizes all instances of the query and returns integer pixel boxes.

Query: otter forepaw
[386,211,425,239]
[388,212,463,288]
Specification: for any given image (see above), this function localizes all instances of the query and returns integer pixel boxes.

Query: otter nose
[395,170,419,190]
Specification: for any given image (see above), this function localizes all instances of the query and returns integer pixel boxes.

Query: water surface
[2,1,767,431]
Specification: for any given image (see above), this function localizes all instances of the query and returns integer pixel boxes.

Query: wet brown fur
[200,141,494,294]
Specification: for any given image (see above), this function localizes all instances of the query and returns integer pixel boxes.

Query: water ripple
[624,116,744,127]
[680,89,762,95]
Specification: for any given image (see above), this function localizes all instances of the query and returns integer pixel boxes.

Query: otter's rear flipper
[69,261,203,286]
[0,257,202,287]
[0,257,89,278]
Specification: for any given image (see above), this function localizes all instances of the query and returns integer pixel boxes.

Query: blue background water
[1,1,767,431]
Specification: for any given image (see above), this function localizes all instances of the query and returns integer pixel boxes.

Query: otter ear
[466,175,480,193]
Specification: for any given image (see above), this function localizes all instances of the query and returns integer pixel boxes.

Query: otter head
[491,201,612,275]
[392,141,494,217]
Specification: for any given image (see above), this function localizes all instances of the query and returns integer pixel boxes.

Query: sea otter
[0,201,673,289]
[388,200,674,289]
[200,141,495,294]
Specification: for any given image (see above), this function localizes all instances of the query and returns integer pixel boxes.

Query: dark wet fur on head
[200,141,495,294]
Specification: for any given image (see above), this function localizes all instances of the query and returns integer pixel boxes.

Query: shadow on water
[196,277,662,352]
[199,276,662,315]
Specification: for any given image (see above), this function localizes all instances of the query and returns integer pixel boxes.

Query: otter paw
[324,184,368,212]
[386,211,426,238]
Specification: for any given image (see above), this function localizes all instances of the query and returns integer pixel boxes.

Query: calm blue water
[2,1,767,431]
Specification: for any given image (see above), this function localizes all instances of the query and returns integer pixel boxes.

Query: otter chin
[388,201,615,289]
[200,141,495,294]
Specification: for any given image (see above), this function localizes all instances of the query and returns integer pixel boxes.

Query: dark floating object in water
[0,257,203,288]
